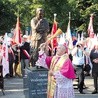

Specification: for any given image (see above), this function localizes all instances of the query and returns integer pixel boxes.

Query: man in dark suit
[90,43,98,94]
[20,35,30,76]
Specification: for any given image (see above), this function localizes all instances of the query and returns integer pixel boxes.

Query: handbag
[84,64,91,72]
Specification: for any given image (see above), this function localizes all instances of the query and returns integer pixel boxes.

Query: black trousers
[74,65,85,92]
[93,73,98,91]
[9,61,14,77]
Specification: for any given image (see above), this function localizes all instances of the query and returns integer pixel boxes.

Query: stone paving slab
[0,76,98,98]
[0,78,25,98]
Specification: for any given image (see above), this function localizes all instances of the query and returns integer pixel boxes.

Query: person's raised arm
[71,47,78,56]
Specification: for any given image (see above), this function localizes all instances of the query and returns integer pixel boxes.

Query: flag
[13,17,22,76]
[1,33,9,77]
[58,33,66,45]
[88,14,94,36]
[51,20,58,49]
[66,20,73,49]
[81,32,84,41]
[77,33,80,42]
[13,17,22,44]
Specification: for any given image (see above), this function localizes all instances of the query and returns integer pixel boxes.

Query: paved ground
[74,76,98,98]
[0,77,25,98]
[0,76,98,98]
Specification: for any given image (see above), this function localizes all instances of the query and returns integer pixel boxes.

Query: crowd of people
[0,7,98,98]
[36,31,98,97]
[0,35,30,77]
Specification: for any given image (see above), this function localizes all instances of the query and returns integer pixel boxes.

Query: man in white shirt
[72,41,88,94]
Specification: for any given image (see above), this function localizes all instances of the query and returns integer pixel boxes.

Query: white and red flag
[2,33,9,77]
[51,20,58,49]
[87,14,94,38]
[13,17,22,44]
[66,19,73,50]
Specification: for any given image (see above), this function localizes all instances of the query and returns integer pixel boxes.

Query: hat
[23,35,28,39]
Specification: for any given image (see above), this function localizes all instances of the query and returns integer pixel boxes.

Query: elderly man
[31,8,49,67]
[90,42,98,94]
[36,43,76,98]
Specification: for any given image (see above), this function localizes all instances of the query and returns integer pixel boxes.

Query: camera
[77,44,80,47]
[8,45,11,48]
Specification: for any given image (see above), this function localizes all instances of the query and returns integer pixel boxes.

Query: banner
[2,33,9,77]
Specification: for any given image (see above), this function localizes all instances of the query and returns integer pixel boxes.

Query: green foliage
[75,0,98,33]
[0,0,16,34]
[1,0,98,35]
[43,0,71,31]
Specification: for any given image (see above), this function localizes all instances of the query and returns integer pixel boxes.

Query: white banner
[2,33,9,77]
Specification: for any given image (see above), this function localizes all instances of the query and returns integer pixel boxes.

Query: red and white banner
[1,33,9,77]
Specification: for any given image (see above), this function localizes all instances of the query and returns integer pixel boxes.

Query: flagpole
[69,12,71,20]
[66,12,73,51]
[51,13,57,56]
[68,12,71,25]
[54,13,57,21]
[17,4,20,18]
[18,47,21,76]
[16,17,21,76]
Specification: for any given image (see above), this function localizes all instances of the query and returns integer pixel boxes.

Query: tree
[74,0,98,33]
[0,0,16,34]
[1,0,98,35]
[43,0,71,32]
[0,0,33,34]
[9,0,33,34]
